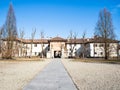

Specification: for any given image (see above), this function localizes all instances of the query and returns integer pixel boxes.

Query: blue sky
[0,0,120,39]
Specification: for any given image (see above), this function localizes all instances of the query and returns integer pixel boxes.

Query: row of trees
[0,3,45,59]
[0,3,17,59]
[0,3,117,59]
[95,8,116,59]
[68,8,116,60]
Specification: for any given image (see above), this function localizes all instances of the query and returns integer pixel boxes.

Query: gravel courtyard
[0,59,51,90]
[62,59,120,90]
[1,59,120,90]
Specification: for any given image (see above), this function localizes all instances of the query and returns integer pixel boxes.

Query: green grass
[0,57,45,62]
[72,58,120,64]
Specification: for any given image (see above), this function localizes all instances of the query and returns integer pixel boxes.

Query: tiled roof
[22,39,48,44]
[2,36,119,44]
[66,39,85,44]
[49,37,67,42]
[86,37,119,43]
[2,37,20,41]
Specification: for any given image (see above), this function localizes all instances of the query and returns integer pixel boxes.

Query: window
[26,52,27,55]
[34,44,37,47]
[101,52,103,55]
[35,52,37,55]
[99,44,103,47]
[94,44,97,47]
[94,52,97,54]
[69,52,72,56]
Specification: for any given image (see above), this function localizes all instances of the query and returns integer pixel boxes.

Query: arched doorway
[54,51,61,58]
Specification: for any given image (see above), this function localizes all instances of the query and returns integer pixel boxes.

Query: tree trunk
[104,42,108,59]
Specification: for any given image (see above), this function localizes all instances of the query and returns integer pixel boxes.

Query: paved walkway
[23,59,77,90]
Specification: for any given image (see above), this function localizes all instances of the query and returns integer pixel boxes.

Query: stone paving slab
[23,59,77,90]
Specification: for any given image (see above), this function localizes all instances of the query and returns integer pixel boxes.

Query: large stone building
[1,36,120,58]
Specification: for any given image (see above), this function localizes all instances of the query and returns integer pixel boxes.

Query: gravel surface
[0,59,51,90]
[62,59,120,90]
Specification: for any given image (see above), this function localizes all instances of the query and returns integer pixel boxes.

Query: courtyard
[62,59,120,90]
[0,58,51,90]
[0,58,120,90]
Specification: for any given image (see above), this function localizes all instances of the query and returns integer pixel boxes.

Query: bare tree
[30,28,36,57]
[68,30,77,58]
[82,31,86,58]
[19,28,25,57]
[0,27,3,54]
[2,3,18,59]
[95,8,115,59]
[0,25,5,57]
[40,31,45,58]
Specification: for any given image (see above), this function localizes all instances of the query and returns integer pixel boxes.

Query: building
[1,36,119,58]
[84,37,119,58]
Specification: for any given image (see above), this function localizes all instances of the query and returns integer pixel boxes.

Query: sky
[0,0,120,39]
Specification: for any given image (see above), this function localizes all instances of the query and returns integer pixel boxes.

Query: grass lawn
[0,57,45,62]
[72,58,120,64]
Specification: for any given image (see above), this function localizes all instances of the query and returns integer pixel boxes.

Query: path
[23,59,77,90]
